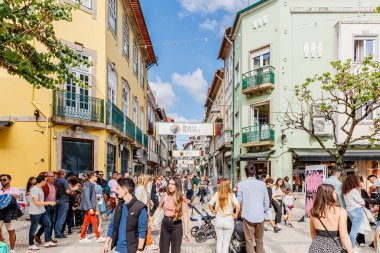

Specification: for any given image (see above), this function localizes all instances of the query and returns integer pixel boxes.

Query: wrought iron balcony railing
[242,124,275,144]
[242,65,275,90]
[53,90,104,123]
[106,102,124,133]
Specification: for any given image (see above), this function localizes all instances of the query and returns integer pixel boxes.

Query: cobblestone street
[0,208,375,253]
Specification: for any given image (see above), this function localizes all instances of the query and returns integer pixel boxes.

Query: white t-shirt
[29,186,46,215]
[208,192,239,217]
[108,179,118,197]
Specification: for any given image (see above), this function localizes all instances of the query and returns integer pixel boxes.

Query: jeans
[347,207,364,248]
[199,189,206,203]
[29,212,51,245]
[36,205,55,238]
[243,219,264,253]
[55,201,69,237]
[272,200,282,224]
[159,216,183,253]
[186,189,193,201]
[215,216,234,253]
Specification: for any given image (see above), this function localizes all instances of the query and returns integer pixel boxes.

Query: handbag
[152,194,167,228]
[317,217,348,253]
[362,207,376,224]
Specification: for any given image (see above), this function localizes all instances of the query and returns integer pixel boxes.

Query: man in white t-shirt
[108,171,119,212]
[28,175,56,250]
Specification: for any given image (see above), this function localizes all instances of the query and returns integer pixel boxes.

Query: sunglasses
[99,174,104,176]
[1,179,8,182]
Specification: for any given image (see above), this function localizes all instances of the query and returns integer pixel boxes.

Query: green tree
[0,0,89,89]
[279,57,380,167]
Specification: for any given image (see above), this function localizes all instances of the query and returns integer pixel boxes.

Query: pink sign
[305,167,325,218]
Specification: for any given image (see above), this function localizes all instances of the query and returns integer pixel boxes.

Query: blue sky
[140,0,252,123]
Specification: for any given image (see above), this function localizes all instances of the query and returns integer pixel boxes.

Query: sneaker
[44,242,57,248]
[51,238,58,243]
[34,235,42,244]
[96,237,106,243]
[369,242,375,248]
[79,238,92,243]
[28,245,40,250]
[146,244,159,250]
[263,227,269,231]
[288,223,294,228]
[274,227,282,233]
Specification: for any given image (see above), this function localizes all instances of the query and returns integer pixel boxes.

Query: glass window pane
[107,144,116,180]
[62,139,93,176]
[365,40,374,57]
[263,53,270,66]
[354,40,364,62]
[253,56,260,69]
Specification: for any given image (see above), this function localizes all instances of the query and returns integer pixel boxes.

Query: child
[283,190,295,228]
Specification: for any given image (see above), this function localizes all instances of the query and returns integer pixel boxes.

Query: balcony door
[250,47,270,71]
[64,52,92,120]
[249,105,270,141]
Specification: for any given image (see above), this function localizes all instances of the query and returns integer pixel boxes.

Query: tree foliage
[0,0,89,89]
[279,57,380,166]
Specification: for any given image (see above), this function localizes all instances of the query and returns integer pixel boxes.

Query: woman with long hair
[309,184,352,253]
[208,178,240,253]
[150,176,159,215]
[272,178,285,230]
[342,174,365,249]
[26,177,37,197]
[151,177,189,253]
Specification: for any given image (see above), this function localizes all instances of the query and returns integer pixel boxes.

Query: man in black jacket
[103,178,148,253]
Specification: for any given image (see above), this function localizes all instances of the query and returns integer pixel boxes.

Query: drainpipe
[31,88,51,171]
[228,33,236,188]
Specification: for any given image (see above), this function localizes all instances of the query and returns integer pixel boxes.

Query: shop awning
[293,149,380,162]
[239,150,275,161]
[0,119,12,130]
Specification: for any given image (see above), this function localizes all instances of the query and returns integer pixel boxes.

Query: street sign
[171,150,203,157]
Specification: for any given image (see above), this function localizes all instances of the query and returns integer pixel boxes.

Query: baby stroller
[229,218,246,253]
[189,203,216,243]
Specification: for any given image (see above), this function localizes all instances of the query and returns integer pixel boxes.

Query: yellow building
[0,0,156,187]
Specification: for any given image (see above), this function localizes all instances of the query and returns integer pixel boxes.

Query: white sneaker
[28,245,40,250]
[79,238,92,243]
[96,237,106,243]
[44,241,57,247]
[147,244,159,250]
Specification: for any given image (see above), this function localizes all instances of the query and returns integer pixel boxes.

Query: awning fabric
[239,150,274,161]
[293,149,380,162]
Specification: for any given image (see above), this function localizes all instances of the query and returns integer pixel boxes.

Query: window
[122,17,130,59]
[107,64,117,104]
[235,62,240,87]
[234,111,240,135]
[62,138,93,175]
[133,39,138,77]
[354,37,376,62]
[140,106,145,131]
[357,103,374,120]
[250,47,270,70]
[73,0,92,9]
[106,144,116,180]
[122,79,130,117]
[65,52,91,113]
[140,61,145,88]
[133,97,138,125]
[108,0,117,35]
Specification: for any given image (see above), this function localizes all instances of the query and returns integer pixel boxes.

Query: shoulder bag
[317,217,347,253]
[152,194,167,228]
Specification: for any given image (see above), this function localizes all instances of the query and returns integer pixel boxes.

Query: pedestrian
[28,175,57,250]
[199,176,208,204]
[151,177,189,253]
[124,172,131,179]
[208,178,240,253]
[237,165,270,253]
[0,174,20,253]
[264,178,277,232]
[150,177,159,215]
[35,172,58,244]
[308,184,352,253]
[63,175,81,235]
[184,175,194,202]
[324,166,345,208]
[107,171,119,216]
[54,169,75,239]
[342,174,366,249]
[272,178,285,229]
[26,177,37,197]
[102,178,148,253]
[283,176,291,191]
[96,180,106,232]
[283,190,295,228]
[368,174,380,188]
[79,172,105,243]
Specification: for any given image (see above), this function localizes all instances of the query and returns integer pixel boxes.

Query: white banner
[177,160,194,165]
[171,150,203,157]
[154,122,220,136]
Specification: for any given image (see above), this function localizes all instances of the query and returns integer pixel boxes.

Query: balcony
[106,102,124,133]
[242,66,275,96]
[148,150,159,164]
[242,124,275,147]
[217,130,232,151]
[143,134,149,149]
[124,116,135,140]
[52,90,104,127]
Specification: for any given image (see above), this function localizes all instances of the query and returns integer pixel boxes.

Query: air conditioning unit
[312,117,333,136]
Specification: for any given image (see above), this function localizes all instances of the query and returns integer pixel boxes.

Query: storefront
[237,150,274,179]
[133,148,147,176]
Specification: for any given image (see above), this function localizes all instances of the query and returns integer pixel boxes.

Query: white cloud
[199,19,219,31]
[167,113,200,123]
[149,77,176,109]
[171,69,208,103]
[178,0,248,14]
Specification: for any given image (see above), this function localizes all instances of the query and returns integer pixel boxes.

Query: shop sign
[305,165,327,218]
[177,160,194,165]
[171,150,203,157]
[151,122,222,136]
